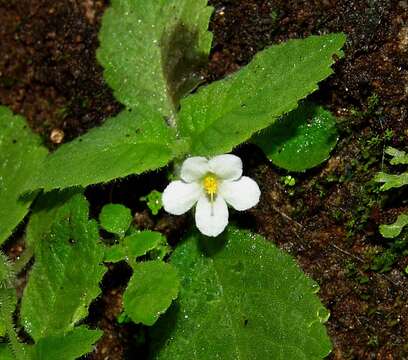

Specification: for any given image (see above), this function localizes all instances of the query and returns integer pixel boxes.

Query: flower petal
[195,195,229,237]
[180,156,209,183]
[162,181,202,215]
[219,176,261,211]
[209,154,242,181]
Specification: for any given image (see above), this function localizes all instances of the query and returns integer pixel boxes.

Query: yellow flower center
[203,174,218,201]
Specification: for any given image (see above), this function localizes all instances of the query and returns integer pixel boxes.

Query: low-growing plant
[375,147,408,237]
[140,190,163,216]
[371,147,408,272]
[0,0,347,358]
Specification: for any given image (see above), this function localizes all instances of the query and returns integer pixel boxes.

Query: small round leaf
[253,103,338,172]
[99,204,132,236]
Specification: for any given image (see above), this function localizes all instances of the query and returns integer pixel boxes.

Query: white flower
[162,154,261,237]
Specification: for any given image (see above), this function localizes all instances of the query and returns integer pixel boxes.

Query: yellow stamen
[203,174,218,203]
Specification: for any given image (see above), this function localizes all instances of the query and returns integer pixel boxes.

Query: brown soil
[1,0,407,359]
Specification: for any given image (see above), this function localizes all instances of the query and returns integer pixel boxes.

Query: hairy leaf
[379,213,408,239]
[253,103,338,171]
[25,190,79,249]
[0,252,15,290]
[99,204,132,236]
[0,107,47,244]
[0,288,28,360]
[151,228,331,359]
[123,260,179,326]
[179,33,346,156]
[0,288,17,342]
[374,172,408,191]
[21,194,106,341]
[31,326,102,360]
[26,109,184,191]
[97,0,213,118]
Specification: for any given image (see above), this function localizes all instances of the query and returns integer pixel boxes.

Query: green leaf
[26,190,79,249]
[151,227,331,360]
[385,147,408,165]
[0,106,47,244]
[379,213,408,238]
[253,103,338,171]
[123,260,179,326]
[0,288,28,360]
[31,326,102,360]
[103,245,127,263]
[97,0,213,118]
[179,33,346,156]
[21,194,107,341]
[26,109,184,192]
[0,325,5,339]
[141,190,163,215]
[0,344,13,360]
[104,231,167,263]
[0,288,17,340]
[99,204,132,236]
[374,171,408,191]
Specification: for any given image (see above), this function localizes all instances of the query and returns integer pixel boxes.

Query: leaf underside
[179,33,346,156]
[21,193,106,341]
[253,103,338,171]
[151,227,332,360]
[0,106,47,245]
[97,0,213,118]
[26,108,182,192]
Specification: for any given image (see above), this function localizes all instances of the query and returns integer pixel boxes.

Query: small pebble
[50,128,64,144]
